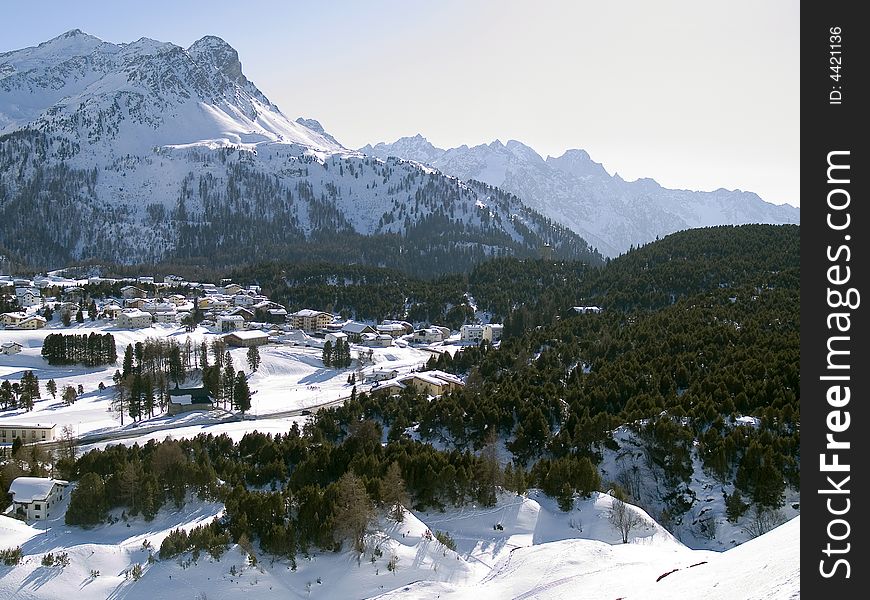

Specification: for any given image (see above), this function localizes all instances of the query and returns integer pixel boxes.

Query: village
[0,271,508,512]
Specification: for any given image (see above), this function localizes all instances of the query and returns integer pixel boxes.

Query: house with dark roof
[167,387,214,415]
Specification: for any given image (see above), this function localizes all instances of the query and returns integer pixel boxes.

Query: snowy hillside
[0,31,599,271]
[0,490,798,600]
[0,29,341,152]
[361,136,800,257]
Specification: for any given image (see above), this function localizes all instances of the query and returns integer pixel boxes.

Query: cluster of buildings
[2,274,506,349]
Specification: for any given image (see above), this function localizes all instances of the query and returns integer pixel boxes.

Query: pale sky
[4,0,799,206]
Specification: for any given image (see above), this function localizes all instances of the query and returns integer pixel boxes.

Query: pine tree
[246,345,261,372]
[233,371,251,414]
[62,385,77,406]
[222,352,236,410]
[322,340,333,368]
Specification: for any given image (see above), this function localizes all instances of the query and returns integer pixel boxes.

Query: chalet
[382,320,413,334]
[266,308,287,324]
[411,328,443,344]
[120,285,148,299]
[167,294,188,306]
[372,370,464,398]
[163,274,185,285]
[7,477,68,521]
[402,371,464,396]
[1,341,23,355]
[226,307,255,322]
[57,301,80,316]
[341,322,376,341]
[216,314,245,332]
[61,287,84,301]
[483,324,504,343]
[142,301,176,314]
[432,326,452,340]
[167,387,214,415]
[360,332,393,347]
[101,302,123,319]
[324,332,348,346]
[1,312,27,327]
[289,309,333,333]
[15,315,46,330]
[15,287,41,308]
[364,368,399,383]
[460,324,485,343]
[124,298,148,309]
[232,294,256,307]
[572,306,603,314]
[224,330,270,347]
[376,323,406,338]
[137,276,155,285]
[253,300,283,312]
[153,310,178,324]
[116,309,153,329]
[222,283,243,296]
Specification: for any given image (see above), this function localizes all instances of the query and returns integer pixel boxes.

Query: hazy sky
[4,0,799,206]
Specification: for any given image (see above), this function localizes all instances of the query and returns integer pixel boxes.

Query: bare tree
[59,424,77,461]
[743,505,786,538]
[609,497,645,543]
[333,472,375,553]
[380,462,409,522]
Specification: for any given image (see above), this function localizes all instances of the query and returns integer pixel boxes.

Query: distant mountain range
[361,135,800,257]
[0,30,598,273]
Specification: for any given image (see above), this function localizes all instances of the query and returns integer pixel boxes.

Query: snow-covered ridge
[0,29,343,152]
[361,135,801,257]
[0,489,797,599]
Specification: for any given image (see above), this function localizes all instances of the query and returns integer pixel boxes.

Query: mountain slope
[0,31,600,272]
[360,136,800,257]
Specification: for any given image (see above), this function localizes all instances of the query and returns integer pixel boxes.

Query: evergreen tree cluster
[41,333,117,366]
[322,338,351,368]
[0,371,41,411]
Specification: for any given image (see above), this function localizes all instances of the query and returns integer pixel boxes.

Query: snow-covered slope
[0,29,341,152]
[2,487,798,600]
[0,31,599,270]
[361,136,800,257]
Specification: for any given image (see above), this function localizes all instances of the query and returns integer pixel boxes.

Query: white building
[116,309,153,329]
[153,310,178,324]
[7,477,68,521]
[483,324,504,343]
[411,328,444,344]
[1,341,23,355]
[376,323,407,338]
[216,314,245,332]
[15,287,41,307]
[0,423,56,446]
[572,306,603,314]
[325,332,348,346]
[460,324,485,343]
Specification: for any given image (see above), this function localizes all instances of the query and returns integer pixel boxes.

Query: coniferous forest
[33,224,800,557]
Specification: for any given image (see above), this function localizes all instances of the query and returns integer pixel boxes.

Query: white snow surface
[0,320,432,441]
[0,30,343,153]
[0,489,798,600]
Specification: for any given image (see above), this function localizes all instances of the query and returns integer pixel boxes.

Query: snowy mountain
[360,136,801,257]
[0,31,599,272]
